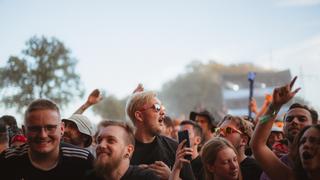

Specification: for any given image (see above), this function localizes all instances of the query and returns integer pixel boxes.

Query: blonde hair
[125,91,157,124]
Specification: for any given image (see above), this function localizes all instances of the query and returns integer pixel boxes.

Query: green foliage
[0,36,84,113]
[159,60,272,119]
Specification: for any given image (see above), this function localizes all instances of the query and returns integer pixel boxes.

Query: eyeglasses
[27,125,58,134]
[139,103,162,112]
[215,126,243,136]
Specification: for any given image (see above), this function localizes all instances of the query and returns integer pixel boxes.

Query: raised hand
[272,76,300,109]
[132,83,144,94]
[87,89,102,105]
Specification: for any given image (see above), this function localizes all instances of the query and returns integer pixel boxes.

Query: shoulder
[157,135,178,148]
[61,142,94,161]
[1,143,28,160]
[122,165,160,180]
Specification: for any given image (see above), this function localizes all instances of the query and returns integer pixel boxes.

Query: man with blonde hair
[126,90,194,180]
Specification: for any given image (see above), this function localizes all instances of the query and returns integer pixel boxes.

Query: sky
[1,0,320,124]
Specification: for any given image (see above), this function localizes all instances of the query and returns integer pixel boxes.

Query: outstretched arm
[250,76,300,180]
[73,89,102,114]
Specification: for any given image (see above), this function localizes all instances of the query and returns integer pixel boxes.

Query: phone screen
[178,130,192,161]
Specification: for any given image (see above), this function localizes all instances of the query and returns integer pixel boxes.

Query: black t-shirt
[0,142,93,180]
[240,157,262,180]
[191,156,205,180]
[130,135,195,180]
[85,165,160,180]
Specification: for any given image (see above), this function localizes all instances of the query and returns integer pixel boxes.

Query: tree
[0,36,84,113]
[92,92,127,120]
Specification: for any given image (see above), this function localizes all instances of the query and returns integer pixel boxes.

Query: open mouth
[302,151,313,160]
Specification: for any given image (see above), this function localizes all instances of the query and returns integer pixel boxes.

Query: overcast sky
[1,0,320,123]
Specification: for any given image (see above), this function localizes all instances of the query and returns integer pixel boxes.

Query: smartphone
[178,130,192,161]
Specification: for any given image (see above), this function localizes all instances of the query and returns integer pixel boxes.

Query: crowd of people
[0,76,319,180]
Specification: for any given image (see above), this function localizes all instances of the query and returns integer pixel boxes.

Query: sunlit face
[62,120,84,147]
[208,147,239,180]
[140,97,165,136]
[284,108,313,143]
[218,121,242,150]
[298,127,320,173]
[25,109,63,155]
[195,115,210,135]
[95,126,131,174]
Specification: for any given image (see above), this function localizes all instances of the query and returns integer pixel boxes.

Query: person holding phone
[179,120,204,180]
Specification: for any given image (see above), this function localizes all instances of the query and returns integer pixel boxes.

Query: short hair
[218,115,254,139]
[180,120,203,138]
[290,124,320,179]
[96,120,135,146]
[125,91,157,124]
[24,99,60,122]
[0,115,17,127]
[201,137,241,180]
[286,103,318,124]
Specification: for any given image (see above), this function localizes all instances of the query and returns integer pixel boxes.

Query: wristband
[260,105,278,124]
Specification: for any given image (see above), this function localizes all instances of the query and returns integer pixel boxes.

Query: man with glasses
[0,99,94,179]
[217,115,262,180]
[126,91,194,180]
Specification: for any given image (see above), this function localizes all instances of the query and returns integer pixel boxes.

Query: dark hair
[290,124,320,179]
[25,99,60,122]
[96,120,135,146]
[163,116,174,128]
[287,103,318,124]
[180,120,203,138]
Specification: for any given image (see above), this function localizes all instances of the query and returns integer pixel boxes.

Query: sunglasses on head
[140,103,161,112]
[215,126,243,135]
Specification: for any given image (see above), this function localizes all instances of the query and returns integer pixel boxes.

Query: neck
[135,128,156,143]
[238,147,247,162]
[192,146,199,160]
[204,132,213,142]
[103,161,129,180]
[28,146,60,170]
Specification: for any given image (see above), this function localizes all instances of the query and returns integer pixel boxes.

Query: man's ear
[240,135,249,146]
[126,144,135,158]
[60,121,65,135]
[194,135,202,146]
[134,111,143,123]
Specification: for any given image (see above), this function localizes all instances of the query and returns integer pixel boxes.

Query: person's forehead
[287,108,311,117]
[216,147,236,160]
[98,125,125,139]
[25,109,60,124]
[195,115,209,122]
[302,127,320,138]
[180,124,194,132]
[219,120,238,128]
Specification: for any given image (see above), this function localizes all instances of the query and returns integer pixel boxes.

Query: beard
[94,152,124,178]
[62,133,83,146]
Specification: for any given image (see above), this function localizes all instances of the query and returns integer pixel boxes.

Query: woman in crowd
[251,76,320,180]
[170,137,242,180]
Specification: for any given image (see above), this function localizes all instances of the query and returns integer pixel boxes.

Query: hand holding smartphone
[178,130,192,161]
